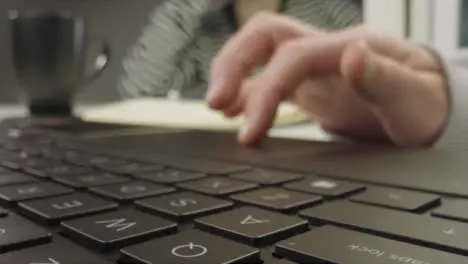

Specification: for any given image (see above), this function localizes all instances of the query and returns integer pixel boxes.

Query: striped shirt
[119,0,363,100]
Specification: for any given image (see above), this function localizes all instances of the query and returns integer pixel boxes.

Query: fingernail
[205,86,218,102]
[237,123,249,144]
[356,50,380,103]
[363,51,376,86]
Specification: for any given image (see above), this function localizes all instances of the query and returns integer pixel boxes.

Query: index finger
[207,12,322,109]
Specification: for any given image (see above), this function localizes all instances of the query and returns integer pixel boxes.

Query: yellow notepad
[82,98,310,130]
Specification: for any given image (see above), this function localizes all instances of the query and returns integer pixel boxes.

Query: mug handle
[82,39,111,85]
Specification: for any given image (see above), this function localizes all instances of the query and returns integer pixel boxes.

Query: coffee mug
[8,10,110,117]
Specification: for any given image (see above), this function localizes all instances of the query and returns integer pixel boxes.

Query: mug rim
[8,10,81,20]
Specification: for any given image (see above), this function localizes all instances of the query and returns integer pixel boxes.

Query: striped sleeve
[320,0,363,28]
[118,0,216,99]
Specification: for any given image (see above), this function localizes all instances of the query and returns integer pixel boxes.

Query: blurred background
[0,0,466,105]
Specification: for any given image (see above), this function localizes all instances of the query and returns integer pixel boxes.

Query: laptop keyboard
[0,135,466,263]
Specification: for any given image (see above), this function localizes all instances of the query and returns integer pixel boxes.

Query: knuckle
[278,39,309,55]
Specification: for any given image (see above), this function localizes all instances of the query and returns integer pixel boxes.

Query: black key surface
[53,173,130,188]
[135,169,205,184]
[195,207,308,246]
[178,177,258,196]
[350,187,441,212]
[0,182,73,202]
[231,188,322,213]
[0,214,52,253]
[19,193,118,224]
[262,257,296,264]
[432,199,468,223]
[285,177,365,198]
[276,225,468,264]
[90,181,175,201]
[300,201,468,256]
[0,239,111,264]
[160,157,251,175]
[136,192,233,221]
[0,172,38,186]
[120,229,260,264]
[99,162,164,175]
[62,209,177,251]
[2,156,44,170]
[231,169,303,185]
[25,164,93,178]
[66,154,124,167]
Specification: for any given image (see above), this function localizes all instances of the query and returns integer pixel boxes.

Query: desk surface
[0,105,333,142]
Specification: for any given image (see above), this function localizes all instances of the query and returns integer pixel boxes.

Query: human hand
[206,13,449,147]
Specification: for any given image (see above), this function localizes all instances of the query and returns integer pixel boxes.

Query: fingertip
[341,40,369,90]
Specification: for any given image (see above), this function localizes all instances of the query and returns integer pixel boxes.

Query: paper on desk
[82,98,310,130]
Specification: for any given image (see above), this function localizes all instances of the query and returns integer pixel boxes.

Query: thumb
[341,41,449,147]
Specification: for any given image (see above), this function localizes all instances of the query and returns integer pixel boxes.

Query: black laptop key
[262,257,296,264]
[120,229,260,264]
[135,169,205,184]
[231,169,303,185]
[99,162,164,175]
[0,214,52,253]
[66,154,124,167]
[195,207,308,246]
[25,164,93,178]
[62,209,177,251]
[300,201,468,256]
[285,177,365,198]
[19,193,118,224]
[90,181,175,201]
[2,156,44,170]
[136,192,233,221]
[0,239,111,264]
[178,177,258,196]
[276,225,468,264]
[350,187,441,212]
[0,172,38,186]
[162,157,251,175]
[0,182,73,202]
[231,187,322,213]
[432,199,468,223]
[53,173,130,188]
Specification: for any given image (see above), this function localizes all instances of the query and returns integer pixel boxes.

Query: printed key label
[348,244,431,264]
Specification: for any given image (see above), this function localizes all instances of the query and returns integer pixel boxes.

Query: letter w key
[61,209,177,251]
[95,218,136,232]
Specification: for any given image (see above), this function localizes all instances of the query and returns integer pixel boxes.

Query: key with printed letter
[350,187,441,212]
[99,162,164,175]
[300,201,468,256]
[0,182,73,203]
[135,169,206,184]
[285,177,365,198]
[90,181,175,201]
[0,238,111,264]
[136,192,233,221]
[61,209,177,251]
[276,225,468,263]
[231,187,322,213]
[19,193,118,224]
[195,207,308,246]
[120,229,260,264]
[0,214,52,253]
[53,173,130,188]
[230,169,303,185]
[178,177,258,196]
[0,173,38,187]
